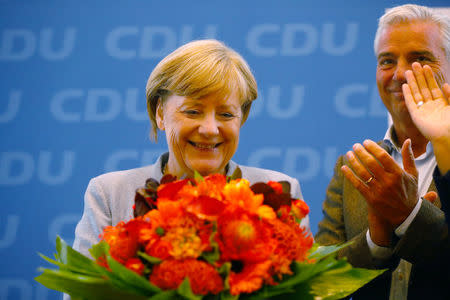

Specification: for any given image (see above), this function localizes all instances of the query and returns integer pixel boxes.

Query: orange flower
[291,199,310,221]
[125,258,145,275]
[269,218,314,277]
[162,226,205,259]
[101,221,139,264]
[218,209,274,262]
[149,259,223,295]
[228,260,272,295]
[222,179,275,220]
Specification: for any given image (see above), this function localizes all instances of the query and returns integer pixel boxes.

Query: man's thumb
[422,191,438,204]
[401,139,418,178]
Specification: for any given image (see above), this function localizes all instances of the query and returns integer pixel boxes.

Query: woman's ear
[156,99,165,130]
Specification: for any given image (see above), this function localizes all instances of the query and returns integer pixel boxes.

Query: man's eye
[379,59,395,66]
[416,56,432,63]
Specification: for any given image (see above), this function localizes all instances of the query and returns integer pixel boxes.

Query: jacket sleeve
[392,168,449,267]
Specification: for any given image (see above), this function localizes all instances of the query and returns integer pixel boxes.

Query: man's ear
[156,98,165,130]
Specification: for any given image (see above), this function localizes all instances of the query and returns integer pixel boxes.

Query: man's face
[376,21,450,125]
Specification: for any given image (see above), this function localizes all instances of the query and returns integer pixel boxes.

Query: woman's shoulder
[93,165,156,185]
[89,154,164,191]
[237,164,299,185]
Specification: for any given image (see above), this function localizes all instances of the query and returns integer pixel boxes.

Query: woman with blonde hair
[72,39,310,258]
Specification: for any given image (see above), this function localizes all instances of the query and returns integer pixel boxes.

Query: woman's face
[156,92,243,178]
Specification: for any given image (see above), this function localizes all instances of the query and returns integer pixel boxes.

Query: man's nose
[393,60,409,82]
[198,114,219,136]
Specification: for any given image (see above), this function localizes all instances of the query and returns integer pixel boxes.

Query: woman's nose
[198,114,219,136]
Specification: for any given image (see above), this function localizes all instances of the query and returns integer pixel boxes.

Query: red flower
[157,179,190,201]
[125,258,145,275]
[267,181,283,194]
[146,239,172,260]
[149,259,223,295]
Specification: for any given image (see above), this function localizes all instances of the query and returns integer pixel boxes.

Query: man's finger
[411,62,432,101]
[341,165,370,197]
[345,150,374,183]
[351,143,387,179]
[443,83,450,103]
[402,83,418,114]
[423,65,444,100]
[401,139,418,179]
[362,139,401,174]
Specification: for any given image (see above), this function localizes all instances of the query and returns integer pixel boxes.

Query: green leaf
[35,268,147,300]
[147,290,177,300]
[217,262,232,291]
[305,264,386,300]
[272,256,340,290]
[138,251,162,264]
[308,242,353,260]
[54,236,100,274]
[89,240,110,260]
[38,252,101,277]
[227,167,242,181]
[194,170,204,182]
[220,293,239,300]
[177,277,203,300]
[202,224,220,264]
[106,254,161,294]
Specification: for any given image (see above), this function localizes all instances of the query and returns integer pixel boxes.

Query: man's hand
[403,62,450,174]
[341,139,419,246]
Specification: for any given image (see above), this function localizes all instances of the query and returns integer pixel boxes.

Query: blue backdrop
[1,0,449,299]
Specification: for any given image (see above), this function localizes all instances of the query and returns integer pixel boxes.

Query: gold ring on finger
[365,176,374,184]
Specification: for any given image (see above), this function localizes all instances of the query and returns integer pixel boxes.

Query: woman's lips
[188,141,222,150]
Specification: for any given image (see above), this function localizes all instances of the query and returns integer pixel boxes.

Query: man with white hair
[315,4,450,299]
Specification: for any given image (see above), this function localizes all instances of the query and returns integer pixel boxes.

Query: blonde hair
[146,39,258,141]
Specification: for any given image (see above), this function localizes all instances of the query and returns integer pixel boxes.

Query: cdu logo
[247,146,338,181]
[0,215,19,250]
[0,90,21,123]
[103,149,166,172]
[249,85,305,119]
[50,88,147,122]
[334,84,387,118]
[0,28,76,61]
[0,151,75,185]
[246,23,359,57]
[105,25,218,59]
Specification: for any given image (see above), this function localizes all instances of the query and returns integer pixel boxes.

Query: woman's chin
[189,162,224,176]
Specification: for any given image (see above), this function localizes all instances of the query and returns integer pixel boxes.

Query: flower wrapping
[36,171,385,300]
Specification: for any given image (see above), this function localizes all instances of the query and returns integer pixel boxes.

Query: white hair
[374,4,450,59]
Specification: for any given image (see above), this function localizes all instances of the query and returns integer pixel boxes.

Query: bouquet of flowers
[36,171,384,299]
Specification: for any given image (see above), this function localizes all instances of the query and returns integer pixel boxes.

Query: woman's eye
[184,110,200,116]
[220,112,234,118]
